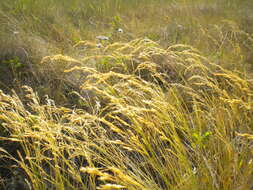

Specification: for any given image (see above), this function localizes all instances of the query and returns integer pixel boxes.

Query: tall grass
[1,38,253,189]
[1,0,252,64]
[0,0,253,189]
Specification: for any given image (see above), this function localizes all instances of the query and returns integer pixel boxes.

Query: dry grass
[0,0,253,189]
[0,38,253,189]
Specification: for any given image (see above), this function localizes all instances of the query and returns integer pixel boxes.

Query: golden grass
[0,0,253,189]
[0,38,253,189]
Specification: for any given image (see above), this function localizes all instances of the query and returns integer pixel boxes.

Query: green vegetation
[0,0,253,189]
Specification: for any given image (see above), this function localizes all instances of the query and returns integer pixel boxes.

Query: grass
[0,0,253,189]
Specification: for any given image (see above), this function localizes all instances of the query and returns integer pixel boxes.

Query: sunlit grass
[0,0,253,189]
[1,38,253,189]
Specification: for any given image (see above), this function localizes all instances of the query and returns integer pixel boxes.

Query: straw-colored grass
[0,0,253,189]
[1,38,253,189]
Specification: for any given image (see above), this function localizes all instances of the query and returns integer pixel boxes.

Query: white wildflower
[45,95,56,107]
[117,28,123,33]
[13,31,19,35]
[177,24,184,31]
[143,37,150,42]
[96,35,109,41]
[96,43,103,48]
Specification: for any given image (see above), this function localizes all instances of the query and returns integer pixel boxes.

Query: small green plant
[2,56,24,70]
[110,15,123,30]
[0,56,25,84]
[192,131,212,149]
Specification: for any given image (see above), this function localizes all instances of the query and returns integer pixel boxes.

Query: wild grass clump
[0,38,253,189]
[1,0,253,189]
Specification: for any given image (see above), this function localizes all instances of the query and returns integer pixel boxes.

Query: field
[0,0,253,189]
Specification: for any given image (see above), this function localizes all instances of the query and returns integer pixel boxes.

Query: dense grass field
[0,0,253,189]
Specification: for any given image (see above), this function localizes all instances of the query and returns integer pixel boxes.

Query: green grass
[0,0,253,189]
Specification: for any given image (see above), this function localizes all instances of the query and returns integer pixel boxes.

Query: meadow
[0,0,253,189]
